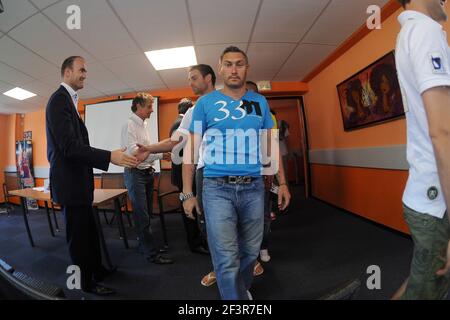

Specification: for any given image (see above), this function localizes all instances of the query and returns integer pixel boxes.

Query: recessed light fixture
[3,87,37,100]
[145,46,197,71]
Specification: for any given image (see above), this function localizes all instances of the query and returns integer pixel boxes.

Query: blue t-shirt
[189,90,274,177]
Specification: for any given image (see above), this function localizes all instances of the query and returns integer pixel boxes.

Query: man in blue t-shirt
[180,46,291,300]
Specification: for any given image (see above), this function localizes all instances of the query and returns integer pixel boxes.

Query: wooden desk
[8,188,128,270]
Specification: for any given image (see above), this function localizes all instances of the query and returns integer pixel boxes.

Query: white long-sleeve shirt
[121,113,162,170]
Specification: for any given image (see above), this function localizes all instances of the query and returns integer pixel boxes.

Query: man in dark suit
[46,56,139,296]
[169,98,208,254]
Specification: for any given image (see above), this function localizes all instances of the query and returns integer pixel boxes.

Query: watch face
[179,193,184,201]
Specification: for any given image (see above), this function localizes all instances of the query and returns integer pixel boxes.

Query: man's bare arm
[182,132,202,218]
[423,87,450,224]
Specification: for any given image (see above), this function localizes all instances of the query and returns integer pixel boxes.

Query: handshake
[110,144,171,168]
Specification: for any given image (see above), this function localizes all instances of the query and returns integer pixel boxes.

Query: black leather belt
[132,167,155,174]
[217,176,255,184]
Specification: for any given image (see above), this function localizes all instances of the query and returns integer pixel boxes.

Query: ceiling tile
[0,0,38,33]
[0,61,35,86]
[252,0,329,43]
[275,43,336,80]
[77,85,104,100]
[247,43,297,81]
[0,80,14,93]
[189,0,260,45]
[8,13,95,66]
[43,0,141,60]
[0,36,58,78]
[84,61,132,93]
[302,0,389,46]
[109,0,193,51]
[20,79,55,99]
[29,0,61,10]
[159,68,191,89]
[102,54,165,89]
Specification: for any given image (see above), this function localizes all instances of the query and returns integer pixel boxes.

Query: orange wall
[311,164,409,233]
[303,8,413,233]
[0,114,17,202]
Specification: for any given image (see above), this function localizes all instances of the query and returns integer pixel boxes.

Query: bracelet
[279,183,288,186]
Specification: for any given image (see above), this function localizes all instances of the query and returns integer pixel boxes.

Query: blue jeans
[124,168,157,258]
[202,177,265,300]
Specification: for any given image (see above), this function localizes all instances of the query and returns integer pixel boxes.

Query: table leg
[51,203,60,232]
[92,206,114,270]
[114,198,129,249]
[21,197,34,247]
[45,201,55,237]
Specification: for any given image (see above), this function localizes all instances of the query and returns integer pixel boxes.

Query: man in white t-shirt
[393,0,450,299]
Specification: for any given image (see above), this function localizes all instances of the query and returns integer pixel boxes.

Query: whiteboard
[84,98,160,173]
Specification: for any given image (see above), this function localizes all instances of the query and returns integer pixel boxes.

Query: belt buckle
[243,176,251,184]
[228,176,251,184]
[228,176,237,184]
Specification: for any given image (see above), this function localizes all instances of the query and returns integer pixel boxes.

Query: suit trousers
[63,204,103,290]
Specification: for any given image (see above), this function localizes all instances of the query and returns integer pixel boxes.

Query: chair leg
[126,213,132,227]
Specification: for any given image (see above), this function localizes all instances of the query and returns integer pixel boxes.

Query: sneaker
[253,261,264,276]
[260,249,271,262]
[247,290,253,300]
[201,271,217,287]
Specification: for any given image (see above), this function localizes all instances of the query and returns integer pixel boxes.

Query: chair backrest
[101,173,125,189]
[155,169,180,213]
[4,171,21,191]
[99,173,126,210]
[157,169,179,195]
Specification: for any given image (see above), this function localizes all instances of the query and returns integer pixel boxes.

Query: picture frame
[337,51,405,131]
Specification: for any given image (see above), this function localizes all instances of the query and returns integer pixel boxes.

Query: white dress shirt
[121,113,162,170]
[60,82,80,117]
[396,10,450,217]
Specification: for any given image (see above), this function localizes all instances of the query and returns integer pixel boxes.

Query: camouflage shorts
[402,204,450,300]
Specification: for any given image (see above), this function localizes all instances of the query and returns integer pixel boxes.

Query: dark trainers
[147,254,174,265]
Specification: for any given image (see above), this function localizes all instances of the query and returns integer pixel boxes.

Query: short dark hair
[61,56,83,77]
[131,92,153,113]
[220,46,248,64]
[397,0,410,8]
[178,98,193,115]
[189,64,216,86]
[246,81,258,92]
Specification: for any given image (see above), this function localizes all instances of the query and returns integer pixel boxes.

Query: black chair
[153,169,182,248]
[2,171,21,216]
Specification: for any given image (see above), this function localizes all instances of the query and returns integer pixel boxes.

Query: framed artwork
[337,51,405,131]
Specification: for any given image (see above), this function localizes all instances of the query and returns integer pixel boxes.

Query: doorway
[267,97,310,198]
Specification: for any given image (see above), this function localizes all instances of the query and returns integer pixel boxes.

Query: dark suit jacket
[46,85,111,205]
[169,115,183,190]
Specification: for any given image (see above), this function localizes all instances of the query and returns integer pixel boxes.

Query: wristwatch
[179,192,194,202]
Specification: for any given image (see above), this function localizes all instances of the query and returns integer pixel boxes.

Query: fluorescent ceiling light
[3,87,37,100]
[145,46,197,71]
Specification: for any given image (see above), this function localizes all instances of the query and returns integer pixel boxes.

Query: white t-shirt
[177,106,206,169]
[395,10,450,218]
[121,113,162,170]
